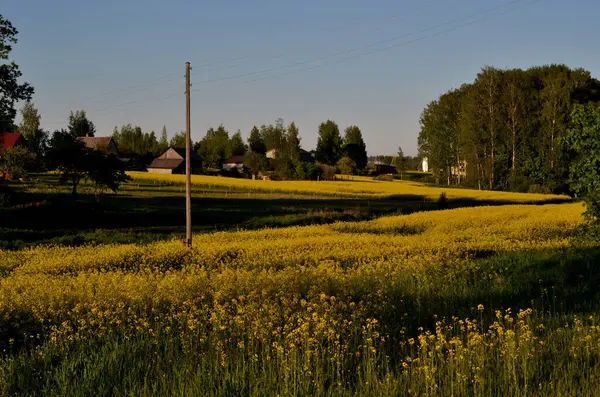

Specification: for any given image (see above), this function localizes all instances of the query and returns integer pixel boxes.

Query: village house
[0,132,28,154]
[374,163,397,175]
[77,134,120,157]
[147,147,202,174]
[222,155,245,172]
[0,132,29,180]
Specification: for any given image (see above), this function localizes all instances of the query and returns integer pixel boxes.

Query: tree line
[418,64,600,193]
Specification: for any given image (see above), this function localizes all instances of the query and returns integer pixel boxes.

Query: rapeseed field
[128,171,568,202]
[1,202,598,396]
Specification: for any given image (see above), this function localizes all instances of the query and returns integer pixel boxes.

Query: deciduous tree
[315,120,342,166]
[68,110,96,138]
[19,101,47,157]
[0,15,34,132]
[248,126,266,154]
[343,126,367,172]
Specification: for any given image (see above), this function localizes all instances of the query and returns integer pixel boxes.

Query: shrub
[437,191,448,209]
[336,156,356,175]
[528,184,551,194]
[3,146,36,180]
[318,163,336,181]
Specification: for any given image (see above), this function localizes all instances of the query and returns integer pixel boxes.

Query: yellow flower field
[128,171,569,202]
[1,201,598,395]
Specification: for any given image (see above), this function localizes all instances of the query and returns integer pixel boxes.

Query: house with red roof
[0,132,28,153]
[0,132,29,180]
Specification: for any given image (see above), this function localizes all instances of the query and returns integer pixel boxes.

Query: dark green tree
[243,151,267,179]
[248,126,266,154]
[48,129,130,197]
[284,122,301,163]
[229,130,247,156]
[158,126,169,153]
[18,101,47,158]
[260,118,285,152]
[198,126,230,168]
[86,149,131,201]
[68,110,96,137]
[0,15,34,132]
[565,103,600,223]
[169,131,187,148]
[395,146,407,180]
[47,130,90,196]
[315,120,342,165]
[342,126,367,172]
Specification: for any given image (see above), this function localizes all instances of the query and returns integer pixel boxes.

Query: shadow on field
[368,244,600,362]
[0,181,572,249]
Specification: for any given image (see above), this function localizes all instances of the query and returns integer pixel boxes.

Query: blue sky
[4,0,599,155]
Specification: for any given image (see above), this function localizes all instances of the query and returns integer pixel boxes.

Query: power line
[40,0,538,125]
[79,73,180,103]
[192,0,543,95]
[193,0,468,74]
[190,0,526,88]
[53,0,464,108]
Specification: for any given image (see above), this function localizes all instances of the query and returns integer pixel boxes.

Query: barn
[147,147,202,174]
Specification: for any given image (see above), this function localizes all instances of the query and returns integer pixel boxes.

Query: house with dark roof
[222,155,245,171]
[77,134,120,157]
[147,147,202,174]
[0,132,28,153]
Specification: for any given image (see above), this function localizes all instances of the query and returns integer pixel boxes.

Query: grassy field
[1,174,598,396]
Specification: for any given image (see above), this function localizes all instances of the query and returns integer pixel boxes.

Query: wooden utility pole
[184,62,192,248]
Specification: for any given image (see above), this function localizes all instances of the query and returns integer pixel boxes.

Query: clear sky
[4,0,599,155]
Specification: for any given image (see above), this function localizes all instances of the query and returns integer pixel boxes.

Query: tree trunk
[71,174,79,197]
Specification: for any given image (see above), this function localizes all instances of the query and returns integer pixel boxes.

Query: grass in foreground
[1,203,600,395]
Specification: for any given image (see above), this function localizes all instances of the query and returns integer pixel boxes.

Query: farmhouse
[374,163,397,175]
[77,134,120,157]
[147,147,202,174]
[222,155,245,171]
[0,132,29,180]
[0,132,28,153]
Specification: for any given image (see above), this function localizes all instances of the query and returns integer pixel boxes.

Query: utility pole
[184,62,192,248]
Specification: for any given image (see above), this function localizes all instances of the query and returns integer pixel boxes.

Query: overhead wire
[51,0,464,109]
[190,0,528,89]
[39,0,540,126]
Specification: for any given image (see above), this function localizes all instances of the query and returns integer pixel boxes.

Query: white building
[421,157,429,173]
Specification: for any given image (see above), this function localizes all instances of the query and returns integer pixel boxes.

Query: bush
[318,163,336,181]
[336,156,356,175]
[437,191,449,209]
[3,146,36,180]
[528,184,551,194]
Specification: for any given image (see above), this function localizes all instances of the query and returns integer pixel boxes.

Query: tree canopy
[19,101,47,156]
[315,120,342,166]
[418,64,600,193]
[248,126,266,154]
[565,103,600,223]
[343,125,368,172]
[68,110,96,138]
[0,15,34,132]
